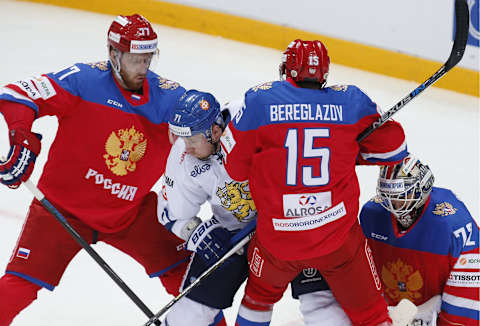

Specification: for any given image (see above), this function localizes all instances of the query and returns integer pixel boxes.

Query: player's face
[183,133,215,160]
[119,52,153,90]
[391,190,415,211]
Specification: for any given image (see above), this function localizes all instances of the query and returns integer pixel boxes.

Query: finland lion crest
[216,181,256,221]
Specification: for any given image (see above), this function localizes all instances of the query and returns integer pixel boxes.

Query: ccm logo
[107,99,123,108]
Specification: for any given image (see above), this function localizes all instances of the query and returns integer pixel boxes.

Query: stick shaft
[23,180,159,323]
[357,0,469,142]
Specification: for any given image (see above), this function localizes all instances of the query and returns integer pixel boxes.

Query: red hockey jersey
[221,79,407,260]
[0,61,185,233]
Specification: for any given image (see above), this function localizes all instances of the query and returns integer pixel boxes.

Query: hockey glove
[0,129,42,189]
[186,217,232,266]
[407,295,441,326]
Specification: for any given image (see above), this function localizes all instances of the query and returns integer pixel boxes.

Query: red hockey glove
[0,129,42,189]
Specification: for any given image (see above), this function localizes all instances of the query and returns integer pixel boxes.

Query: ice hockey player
[158,89,352,326]
[0,14,190,325]
[360,154,480,326]
[219,38,409,326]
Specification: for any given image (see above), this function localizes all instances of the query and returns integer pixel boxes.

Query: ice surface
[0,1,478,325]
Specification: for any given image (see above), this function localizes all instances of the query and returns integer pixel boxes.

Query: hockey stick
[143,219,257,326]
[21,180,162,326]
[357,0,469,142]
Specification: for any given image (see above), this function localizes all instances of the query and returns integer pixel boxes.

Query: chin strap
[397,204,425,230]
[110,50,128,89]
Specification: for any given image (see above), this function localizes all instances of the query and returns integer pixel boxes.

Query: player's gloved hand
[0,129,42,189]
[407,295,441,326]
[186,217,232,266]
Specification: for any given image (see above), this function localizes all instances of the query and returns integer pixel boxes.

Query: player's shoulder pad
[168,138,188,167]
[47,62,110,96]
[222,98,244,118]
[168,138,213,181]
[360,196,388,222]
[327,84,371,102]
[164,139,191,185]
[359,196,390,236]
[428,188,478,226]
[427,187,479,251]
[148,72,184,93]
[245,80,279,95]
[329,84,379,118]
[427,187,474,224]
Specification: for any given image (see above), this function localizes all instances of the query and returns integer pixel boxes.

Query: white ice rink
[0,1,478,325]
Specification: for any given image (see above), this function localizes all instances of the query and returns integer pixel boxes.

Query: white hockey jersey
[157,136,257,239]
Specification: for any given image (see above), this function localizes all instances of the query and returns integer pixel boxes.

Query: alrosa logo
[299,195,317,206]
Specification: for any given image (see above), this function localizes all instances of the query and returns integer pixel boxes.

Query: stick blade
[446,0,469,70]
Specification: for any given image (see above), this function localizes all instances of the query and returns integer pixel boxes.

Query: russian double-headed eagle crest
[216,181,256,221]
[158,77,180,90]
[104,126,147,176]
[330,85,348,92]
[433,202,457,216]
[251,82,273,92]
[382,259,423,304]
[87,61,109,71]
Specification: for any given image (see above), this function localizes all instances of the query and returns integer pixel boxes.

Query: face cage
[377,178,423,222]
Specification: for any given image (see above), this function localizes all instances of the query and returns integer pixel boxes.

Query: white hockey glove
[185,217,231,266]
[407,295,441,326]
[388,299,418,326]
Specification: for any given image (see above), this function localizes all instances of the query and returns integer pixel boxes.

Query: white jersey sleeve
[221,98,245,121]
[157,139,208,239]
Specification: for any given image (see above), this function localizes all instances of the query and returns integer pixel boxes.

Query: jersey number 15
[284,128,330,187]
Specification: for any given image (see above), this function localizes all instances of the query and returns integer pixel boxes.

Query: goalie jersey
[0,61,185,232]
[360,187,480,326]
[220,79,407,260]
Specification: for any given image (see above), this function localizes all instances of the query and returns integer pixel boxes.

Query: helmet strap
[396,202,425,230]
[110,49,128,89]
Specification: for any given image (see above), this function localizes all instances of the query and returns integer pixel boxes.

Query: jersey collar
[111,72,150,106]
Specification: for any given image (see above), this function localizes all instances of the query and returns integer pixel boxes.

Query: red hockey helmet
[107,14,158,54]
[280,39,330,86]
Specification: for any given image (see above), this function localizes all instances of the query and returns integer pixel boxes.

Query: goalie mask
[376,155,434,228]
[279,39,330,87]
[168,90,223,143]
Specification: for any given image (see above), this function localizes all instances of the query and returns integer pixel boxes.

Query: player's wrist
[180,217,202,241]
